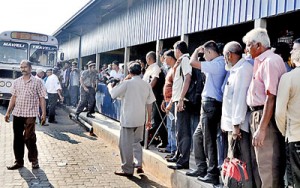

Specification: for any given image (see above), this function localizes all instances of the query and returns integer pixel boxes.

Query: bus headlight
[0,81,5,87]
[6,81,12,87]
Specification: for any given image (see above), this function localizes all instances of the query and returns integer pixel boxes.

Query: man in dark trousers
[75,61,97,119]
[4,60,47,170]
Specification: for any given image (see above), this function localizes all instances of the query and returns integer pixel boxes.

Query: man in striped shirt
[4,60,47,170]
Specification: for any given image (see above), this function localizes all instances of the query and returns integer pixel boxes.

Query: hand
[4,113,10,123]
[165,103,172,114]
[124,74,132,80]
[41,113,46,125]
[160,102,166,112]
[60,96,64,102]
[146,121,152,130]
[84,87,89,92]
[252,128,266,147]
[176,100,185,112]
[197,46,204,53]
[232,126,241,140]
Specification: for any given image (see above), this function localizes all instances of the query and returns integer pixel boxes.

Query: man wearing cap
[75,61,97,119]
[69,61,80,108]
[35,68,48,126]
[44,67,64,123]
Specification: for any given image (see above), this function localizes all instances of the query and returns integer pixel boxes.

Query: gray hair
[20,60,32,68]
[242,28,270,48]
[223,41,243,56]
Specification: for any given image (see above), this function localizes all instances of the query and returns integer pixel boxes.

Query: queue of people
[107,27,300,188]
[3,27,300,188]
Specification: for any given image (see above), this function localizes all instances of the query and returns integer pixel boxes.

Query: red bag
[222,138,249,188]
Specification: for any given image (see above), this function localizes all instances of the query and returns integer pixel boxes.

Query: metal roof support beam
[254,18,267,28]
[181,34,189,46]
[124,47,130,75]
[156,39,163,66]
[96,53,101,70]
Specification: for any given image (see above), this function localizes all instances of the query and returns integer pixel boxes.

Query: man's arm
[150,77,158,88]
[252,94,276,147]
[4,95,16,122]
[146,103,152,130]
[80,76,88,92]
[177,73,191,112]
[39,97,46,125]
[275,77,289,136]
[190,47,202,70]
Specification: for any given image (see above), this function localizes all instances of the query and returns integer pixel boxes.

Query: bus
[0,31,59,100]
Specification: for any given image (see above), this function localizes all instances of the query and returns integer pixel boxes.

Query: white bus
[0,31,59,100]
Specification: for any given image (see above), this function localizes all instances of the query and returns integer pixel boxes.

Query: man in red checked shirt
[4,60,47,170]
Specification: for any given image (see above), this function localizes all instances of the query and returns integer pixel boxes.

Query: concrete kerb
[63,106,212,188]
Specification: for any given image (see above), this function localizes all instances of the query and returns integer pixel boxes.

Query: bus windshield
[29,44,57,66]
[0,41,28,64]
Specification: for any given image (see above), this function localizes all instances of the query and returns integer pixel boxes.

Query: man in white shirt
[109,60,124,80]
[108,61,155,177]
[143,51,168,149]
[221,41,257,187]
[44,68,63,123]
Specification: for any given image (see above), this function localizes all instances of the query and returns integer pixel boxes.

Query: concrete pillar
[124,47,130,75]
[78,57,83,71]
[96,53,101,71]
[156,39,164,65]
[181,34,189,46]
[254,19,267,29]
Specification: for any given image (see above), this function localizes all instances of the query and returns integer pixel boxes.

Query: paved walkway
[0,107,167,188]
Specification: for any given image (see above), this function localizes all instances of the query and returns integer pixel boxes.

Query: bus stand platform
[63,105,215,188]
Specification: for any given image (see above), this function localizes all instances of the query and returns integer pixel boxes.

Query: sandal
[158,148,171,153]
[32,162,39,169]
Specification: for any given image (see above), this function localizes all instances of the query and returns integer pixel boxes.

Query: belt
[202,97,217,102]
[249,105,264,111]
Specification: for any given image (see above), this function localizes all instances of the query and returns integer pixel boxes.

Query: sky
[0,0,91,35]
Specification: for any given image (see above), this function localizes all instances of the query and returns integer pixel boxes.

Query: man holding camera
[108,61,155,177]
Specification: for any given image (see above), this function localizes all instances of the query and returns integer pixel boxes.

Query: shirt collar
[255,49,273,63]
[147,62,157,69]
[231,57,245,71]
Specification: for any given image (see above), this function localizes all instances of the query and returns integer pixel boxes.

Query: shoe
[165,154,174,159]
[197,174,220,185]
[86,113,95,118]
[166,156,178,163]
[32,161,39,169]
[156,143,167,149]
[167,164,189,170]
[136,167,144,174]
[158,148,171,153]
[114,170,133,177]
[186,170,207,177]
[74,114,79,121]
[7,163,23,170]
[48,120,57,124]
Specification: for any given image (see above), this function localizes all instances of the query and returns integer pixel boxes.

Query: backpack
[221,139,249,188]
[180,65,205,112]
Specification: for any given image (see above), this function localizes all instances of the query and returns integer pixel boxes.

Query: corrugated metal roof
[55,0,300,59]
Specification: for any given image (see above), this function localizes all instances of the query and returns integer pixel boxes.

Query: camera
[107,77,120,86]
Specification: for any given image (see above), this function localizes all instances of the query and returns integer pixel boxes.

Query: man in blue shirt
[189,40,226,185]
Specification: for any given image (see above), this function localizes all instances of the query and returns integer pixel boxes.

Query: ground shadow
[128,175,168,188]
[19,167,53,187]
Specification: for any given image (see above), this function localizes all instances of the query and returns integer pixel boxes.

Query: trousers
[13,116,38,164]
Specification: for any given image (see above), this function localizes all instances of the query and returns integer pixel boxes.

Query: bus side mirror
[60,53,64,61]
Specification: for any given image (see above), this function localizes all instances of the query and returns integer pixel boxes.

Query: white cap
[36,68,44,74]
